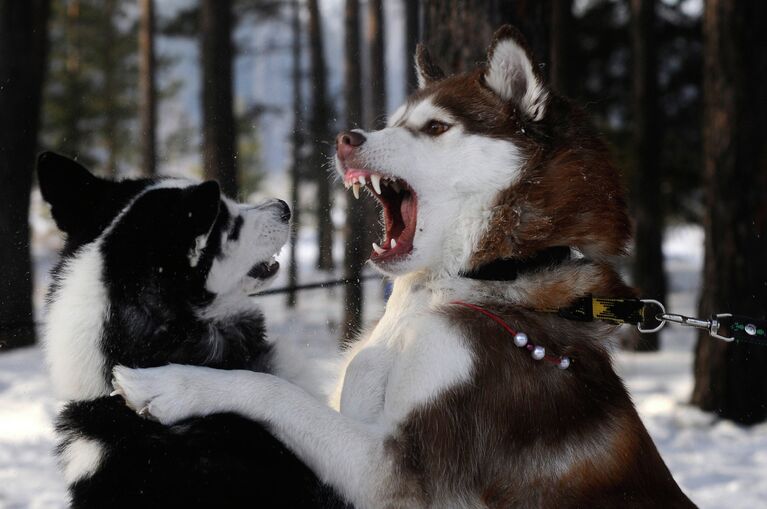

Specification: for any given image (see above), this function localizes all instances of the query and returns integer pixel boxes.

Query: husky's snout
[336,130,367,163]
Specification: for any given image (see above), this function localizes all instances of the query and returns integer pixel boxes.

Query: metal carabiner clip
[656,312,736,342]
[637,299,667,333]
[709,313,735,342]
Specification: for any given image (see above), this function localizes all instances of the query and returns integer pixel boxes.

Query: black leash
[461,250,767,346]
[249,273,382,297]
[548,295,767,345]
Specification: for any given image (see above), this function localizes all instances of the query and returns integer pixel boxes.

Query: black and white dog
[38,152,347,508]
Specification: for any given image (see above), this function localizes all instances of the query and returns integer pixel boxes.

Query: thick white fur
[112,85,545,507]
[485,38,548,121]
[205,198,289,295]
[362,97,525,277]
[60,437,104,484]
[44,242,110,400]
[114,271,476,507]
[44,180,296,400]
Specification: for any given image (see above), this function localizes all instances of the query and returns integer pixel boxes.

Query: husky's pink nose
[336,131,366,161]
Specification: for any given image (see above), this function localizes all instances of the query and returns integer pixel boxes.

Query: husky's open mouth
[343,169,418,262]
[247,257,280,280]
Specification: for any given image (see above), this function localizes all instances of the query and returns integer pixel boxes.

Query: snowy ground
[1,224,766,508]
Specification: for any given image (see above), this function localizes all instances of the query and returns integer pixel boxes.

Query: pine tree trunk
[139,0,157,176]
[287,0,303,308]
[691,0,767,424]
[404,0,420,93]
[366,0,385,129]
[422,0,548,74]
[201,0,238,198]
[62,0,84,160]
[422,0,492,73]
[0,0,51,351]
[629,0,666,351]
[307,0,334,270]
[342,0,366,342]
[549,0,572,96]
[102,0,118,177]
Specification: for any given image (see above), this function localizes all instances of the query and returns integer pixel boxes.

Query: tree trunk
[549,0,572,96]
[629,0,666,352]
[342,0,366,342]
[287,0,303,308]
[404,0,420,93]
[307,0,334,270]
[201,0,238,198]
[62,0,84,160]
[102,0,118,177]
[422,0,548,74]
[367,0,386,128]
[691,0,767,424]
[139,0,157,176]
[0,0,51,351]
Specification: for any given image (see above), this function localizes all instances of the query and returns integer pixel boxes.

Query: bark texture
[201,0,238,198]
[342,0,366,342]
[287,0,303,308]
[307,0,334,270]
[139,0,157,176]
[422,0,548,74]
[691,0,767,424]
[629,0,666,351]
[0,0,51,350]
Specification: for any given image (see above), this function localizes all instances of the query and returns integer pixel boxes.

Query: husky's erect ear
[183,181,221,237]
[37,152,106,233]
[483,25,548,121]
[415,44,446,89]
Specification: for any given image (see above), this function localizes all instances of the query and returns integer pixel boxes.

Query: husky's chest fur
[337,274,473,428]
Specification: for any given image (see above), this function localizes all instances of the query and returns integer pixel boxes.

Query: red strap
[450,300,567,367]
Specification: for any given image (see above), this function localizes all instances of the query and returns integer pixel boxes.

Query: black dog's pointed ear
[415,44,446,89]
[37,152,106,233]
[183,181,221,237]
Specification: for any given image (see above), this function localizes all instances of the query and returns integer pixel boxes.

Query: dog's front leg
[113,364,394,507]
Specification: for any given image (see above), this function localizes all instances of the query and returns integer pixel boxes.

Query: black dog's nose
[276,199,291,222]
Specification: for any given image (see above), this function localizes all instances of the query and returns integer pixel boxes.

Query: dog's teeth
[344,180,351,190]
[371,174,382,194]
[358,175,366,186]
[391,181,401,193]
[391,238,397,248]
[372,242,385,255]
[352,183,361,199]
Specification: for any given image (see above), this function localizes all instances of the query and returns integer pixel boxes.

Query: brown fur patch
[411,33,632,269]
[386,305,694,507]
[384,264,695,507]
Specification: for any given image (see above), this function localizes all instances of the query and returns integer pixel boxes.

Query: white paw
[111,364,221,425]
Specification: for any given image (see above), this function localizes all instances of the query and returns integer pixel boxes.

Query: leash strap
[548,295,767,345]
[552,296,647,326]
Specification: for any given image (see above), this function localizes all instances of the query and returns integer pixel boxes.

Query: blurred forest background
[1,0,765,429]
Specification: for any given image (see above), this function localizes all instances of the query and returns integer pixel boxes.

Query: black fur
[39,153,348,508]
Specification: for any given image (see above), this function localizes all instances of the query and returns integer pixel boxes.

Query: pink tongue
[400,194,414,231]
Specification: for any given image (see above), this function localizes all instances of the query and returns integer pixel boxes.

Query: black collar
[460,246,573,282]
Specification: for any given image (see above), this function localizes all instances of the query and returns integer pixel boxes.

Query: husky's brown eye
[422,120,451,136]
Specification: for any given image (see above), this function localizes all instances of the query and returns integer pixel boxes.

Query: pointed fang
[371,174,382,194]
[372,242,385,255]
[352,183,361,199]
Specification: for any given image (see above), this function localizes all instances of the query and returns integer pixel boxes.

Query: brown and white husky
[114,26,697,508]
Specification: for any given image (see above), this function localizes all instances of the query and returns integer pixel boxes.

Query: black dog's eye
[422,120,451,136]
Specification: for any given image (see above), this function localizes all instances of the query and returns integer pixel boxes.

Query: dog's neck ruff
[460,246,572,282]
[454,246,575,370]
